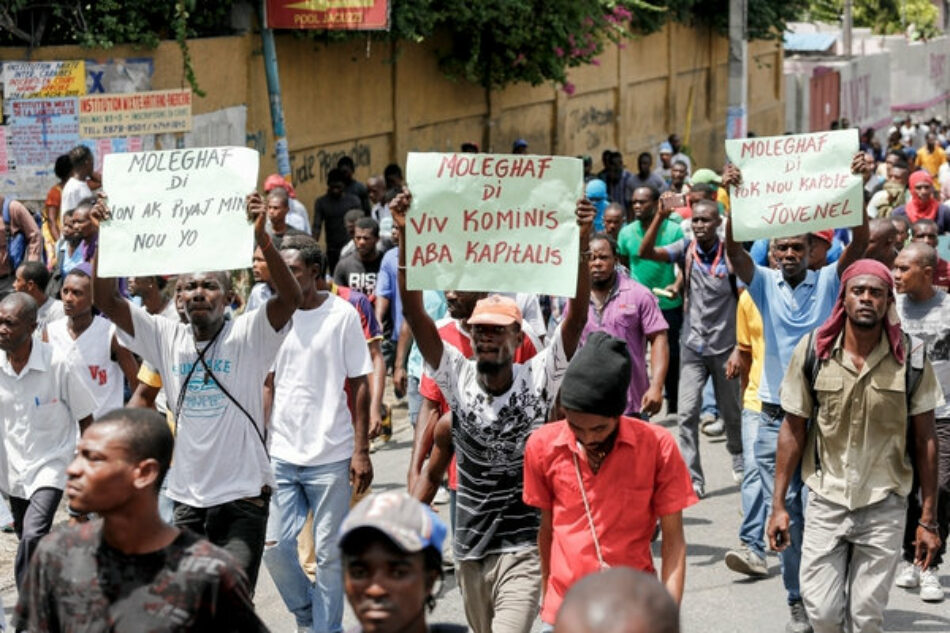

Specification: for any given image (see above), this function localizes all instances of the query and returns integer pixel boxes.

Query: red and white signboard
[265,0,389,30]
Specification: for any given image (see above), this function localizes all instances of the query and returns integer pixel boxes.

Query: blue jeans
[756,405,806,604]
[263,458,352,631]
[739,409,768,558]
[701,376,719,418]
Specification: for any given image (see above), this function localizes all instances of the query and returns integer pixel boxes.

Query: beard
[476,359,506,375]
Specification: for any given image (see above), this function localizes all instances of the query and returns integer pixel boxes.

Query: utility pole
[843,0,853,56]
[260,0,292,178]
[726,0,748,140]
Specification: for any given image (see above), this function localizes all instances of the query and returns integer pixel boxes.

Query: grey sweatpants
[676,346,742,486]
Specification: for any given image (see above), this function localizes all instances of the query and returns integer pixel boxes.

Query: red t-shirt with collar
[523,416,697,623]
[419,317,539,488]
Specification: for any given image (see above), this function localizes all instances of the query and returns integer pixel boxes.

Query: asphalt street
[1,399,948,632]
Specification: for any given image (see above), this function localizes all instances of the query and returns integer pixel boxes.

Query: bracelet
[919,519,940,533]
[397,264,407,271]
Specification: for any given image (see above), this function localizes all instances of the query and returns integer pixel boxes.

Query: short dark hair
[337,156,355,171]
[344,208,366,225]
[73,196,98,215]
[672,159,688,169]
[68,145,92,170]
[913,218,939,233]
[635,185,660,202]
[637,151,652,163]
[94,408,174,492]
[65,267,91,283]
[355,217,380,237]
[384,163,403,180]
[267,186,289,206]
[590,233,619,257]
[17,261,50,291]
[690,182,718,198]
[280,234,326,273]
[691,199,719,217]
[54,154,72,181]
[327,168,345,186]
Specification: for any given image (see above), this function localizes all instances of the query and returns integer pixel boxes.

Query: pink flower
[591,58,601,66]
[554,46,565,57]
[562,82,576,96]
[512,53,526,66]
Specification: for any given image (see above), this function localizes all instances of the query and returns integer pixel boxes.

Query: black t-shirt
[15,522,269,632]
[314,193,363,254]
[333,252,383,299]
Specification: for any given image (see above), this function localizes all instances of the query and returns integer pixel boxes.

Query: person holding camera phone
[638,192,743,500]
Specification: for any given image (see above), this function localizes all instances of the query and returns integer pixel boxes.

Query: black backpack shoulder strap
[802,330,820,408]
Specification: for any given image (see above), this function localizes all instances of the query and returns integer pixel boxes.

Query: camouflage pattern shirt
[15,521,269,632]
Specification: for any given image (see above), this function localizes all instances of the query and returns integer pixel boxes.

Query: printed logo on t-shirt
[173,359,234,418]
[348,272,377,297]
[87,365,108,386]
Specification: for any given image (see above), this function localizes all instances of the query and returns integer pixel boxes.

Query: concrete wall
[784,51,891,133]
[1,25,785,207]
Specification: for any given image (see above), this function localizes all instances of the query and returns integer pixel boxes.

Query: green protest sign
[405,152,582,296]
[98,147,259,277]
[725,129,862,242]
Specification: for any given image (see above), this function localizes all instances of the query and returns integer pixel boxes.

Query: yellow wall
[0,25,784,207]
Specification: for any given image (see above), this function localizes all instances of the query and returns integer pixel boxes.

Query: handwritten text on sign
[98,147,258,277]
[405,153,582,296]
[725,129,862,241]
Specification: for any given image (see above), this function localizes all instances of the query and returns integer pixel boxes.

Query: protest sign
[98,147,258,277]
[0,127,8,174]
[79,89,191,138]
[725,129,862,241]
[1,61,85,100]
[405,152,582,296]
[6,98,80,168]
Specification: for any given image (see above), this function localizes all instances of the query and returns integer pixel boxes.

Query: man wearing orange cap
[264,174,311,235]
[392,188,593,633]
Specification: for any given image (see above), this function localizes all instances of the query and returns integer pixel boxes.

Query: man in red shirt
[523,332,696,626]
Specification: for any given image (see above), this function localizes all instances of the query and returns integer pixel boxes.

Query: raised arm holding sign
[724,154,871,287]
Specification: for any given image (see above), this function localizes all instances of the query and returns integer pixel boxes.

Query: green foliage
[801,0,940,40]
[0,0,804,93]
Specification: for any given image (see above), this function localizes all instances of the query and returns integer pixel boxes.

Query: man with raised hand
[90,192,302,589]
[394,187,593,633]
[723,153,870,633]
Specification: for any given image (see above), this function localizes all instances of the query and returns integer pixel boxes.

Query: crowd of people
[0,125,946,633]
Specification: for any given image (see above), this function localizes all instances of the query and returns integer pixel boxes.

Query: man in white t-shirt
[13,261,64,334]
[392,188,594,633]
[263,234,373,633]
[59,145,98,215]
[45,266,139,419]
[90,193,302,589]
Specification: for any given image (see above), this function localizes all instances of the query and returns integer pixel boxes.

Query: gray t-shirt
[664,237,736,356]
[896,290,950,419]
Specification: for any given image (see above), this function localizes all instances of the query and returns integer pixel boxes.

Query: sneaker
[725,546,769,578]
[1,522,13,534]
[731,453,744,483]
[433,487,451,505]
[920,567,944,602]
[786,600,813,633]
[692,482,706,499]
[895,560,921,588]
[701,418,725,437]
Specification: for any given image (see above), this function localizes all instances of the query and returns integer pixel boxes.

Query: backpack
[801,330,925,471]
[1,196,46,271]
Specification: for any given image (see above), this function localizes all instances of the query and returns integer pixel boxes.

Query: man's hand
[851,151,873,176]
[368,409,382,440]
[90,192,111,226]
[657,191,679,219]
[640,385,663,417]
[576,198,595,238]
[390,188,412,230]
[246,192,267,239]
[767,509,791,552]
[393,366,408,399]
[915,525,942,570]
[725,347,742,380]
[722,164,742,189]
[350,450,374,495]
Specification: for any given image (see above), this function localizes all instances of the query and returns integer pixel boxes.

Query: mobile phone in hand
[661,193,686,211]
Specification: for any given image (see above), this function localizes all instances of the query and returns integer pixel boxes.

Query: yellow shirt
[780,331,942,510]
[736,292,763,412]
[135,363,175,431]
[915,145,947,178]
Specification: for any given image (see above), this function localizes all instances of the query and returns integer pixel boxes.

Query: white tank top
[46,315,124,420]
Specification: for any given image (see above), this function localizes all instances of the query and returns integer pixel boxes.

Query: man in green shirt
[618,185,684,414]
